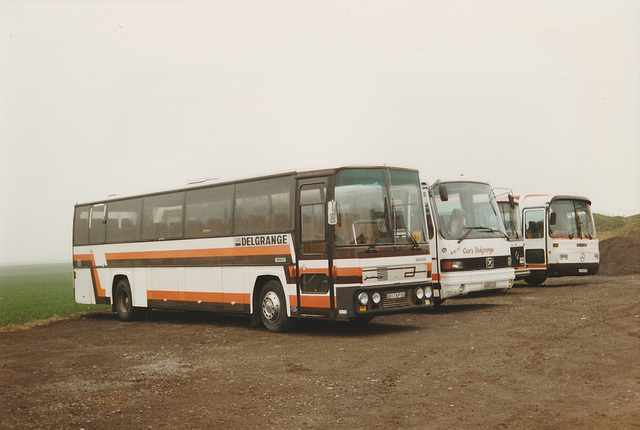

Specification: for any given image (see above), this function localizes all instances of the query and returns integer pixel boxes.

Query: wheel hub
[262,291,281,321]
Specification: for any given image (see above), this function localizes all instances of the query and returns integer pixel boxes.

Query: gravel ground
[2,274,639,429]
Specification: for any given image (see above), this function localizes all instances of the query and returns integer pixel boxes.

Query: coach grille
[441,256,511,272]
[381,289,412,309]
[377,267,388,281]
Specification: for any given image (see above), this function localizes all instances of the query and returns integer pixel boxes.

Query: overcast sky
[1,0,639,265]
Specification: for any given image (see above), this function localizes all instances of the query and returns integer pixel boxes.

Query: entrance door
[296,178,332,316]
[523,208,547,269]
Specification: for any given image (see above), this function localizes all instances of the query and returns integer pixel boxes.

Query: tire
[433,297,446,306]
[524,275,547,286]
[114,278,142,322]
[259,280,293,333]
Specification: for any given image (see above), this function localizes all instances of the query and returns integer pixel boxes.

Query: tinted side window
[234,177,292,234]
[525,209,545,239]
[106,198,143,243]
[142,192,185,240]
[73,205,90,246]
[185,185,234,237]
[300,183,326,255]
[89,204,106,245]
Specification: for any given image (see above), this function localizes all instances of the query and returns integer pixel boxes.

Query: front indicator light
[442,260,464,270]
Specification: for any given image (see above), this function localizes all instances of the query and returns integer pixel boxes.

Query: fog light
[358,292,369,306]
[415,288,424,300]
[372,292,381,304]
[424,287,433,299]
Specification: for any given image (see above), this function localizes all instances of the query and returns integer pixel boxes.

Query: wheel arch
[252,275,288,316]
[111,272,136,309]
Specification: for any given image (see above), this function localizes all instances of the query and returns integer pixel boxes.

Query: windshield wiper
[458,226,508,243]
[368,218,387,251]
[395,210,419,248]
[368,197,390,251]
[387,196,419,248]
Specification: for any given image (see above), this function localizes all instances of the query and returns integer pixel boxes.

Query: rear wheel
[259,280,293,333]
[114,278,142,322]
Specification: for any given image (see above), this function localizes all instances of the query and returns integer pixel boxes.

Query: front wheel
[432,297,446,306]
[524,276,547,286]
[114,278,143,322]
[259,280,293,333]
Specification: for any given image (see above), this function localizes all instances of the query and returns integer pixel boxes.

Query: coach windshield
[334,168,426,246]
[433,182,506,241]
[549,199,596,239]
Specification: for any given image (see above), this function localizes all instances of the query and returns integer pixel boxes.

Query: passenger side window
[234,177,292,234]
[142,192,185,240]
[185,185,234,237]
[73,206,91,246]
[89,204,106,245]
[106,198,143,243]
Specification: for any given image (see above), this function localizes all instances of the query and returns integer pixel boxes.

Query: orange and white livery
[519,194,599,285]
[422,179,515,301]
[73,166,434,332]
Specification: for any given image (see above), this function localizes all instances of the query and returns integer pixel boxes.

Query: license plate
[578,268,588,274]
[387,291,406,299]
[484,281,496,289]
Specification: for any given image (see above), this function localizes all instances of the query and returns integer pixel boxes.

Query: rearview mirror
[438,185,448,202]
[508,194,516,209]
[327,200,337,225]
[549,212,557,226]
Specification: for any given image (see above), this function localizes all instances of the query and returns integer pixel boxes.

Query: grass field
[594,213,640,239]
[0,263,110,328]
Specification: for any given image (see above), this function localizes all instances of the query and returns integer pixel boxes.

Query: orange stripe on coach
[106,245,291,261]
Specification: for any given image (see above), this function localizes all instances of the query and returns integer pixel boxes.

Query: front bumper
[439,268,515,299]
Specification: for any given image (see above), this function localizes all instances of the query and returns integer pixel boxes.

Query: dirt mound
[597,236,640,276]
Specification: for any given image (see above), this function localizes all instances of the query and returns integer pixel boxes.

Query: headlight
[519,257,525,265]
[507,256,512,266]
[415,288,424,300]
[372,292,381,304]
[358,292,369,306]
[424,287,433,299]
